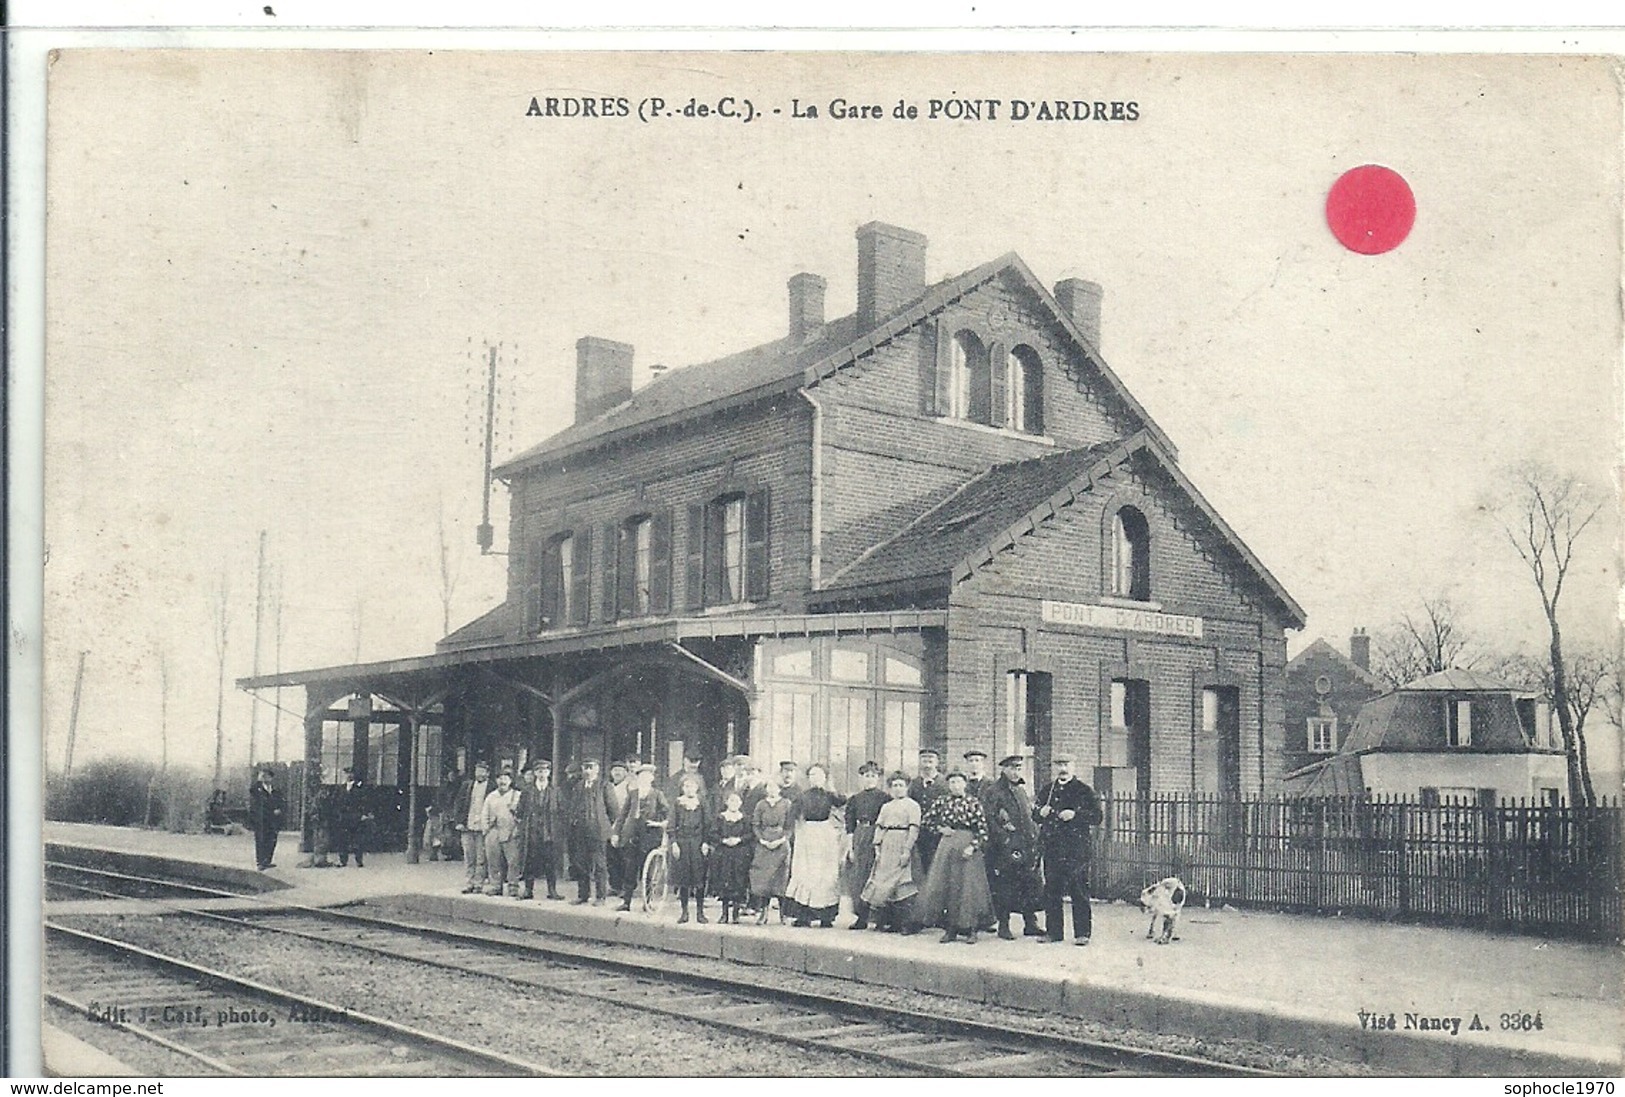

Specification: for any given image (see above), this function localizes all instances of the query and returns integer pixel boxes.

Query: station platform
[43,822,1625,1076]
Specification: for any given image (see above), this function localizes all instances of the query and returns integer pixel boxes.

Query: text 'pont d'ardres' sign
[1041,600,1204,639]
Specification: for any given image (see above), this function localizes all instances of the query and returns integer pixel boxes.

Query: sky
[37,49,1623,777]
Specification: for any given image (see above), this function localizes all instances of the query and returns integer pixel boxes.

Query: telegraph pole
[63,650,87,775]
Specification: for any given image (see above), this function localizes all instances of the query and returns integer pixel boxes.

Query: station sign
[1040,599,1204,639]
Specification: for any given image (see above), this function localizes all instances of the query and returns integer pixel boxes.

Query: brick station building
[243,222,1305,852]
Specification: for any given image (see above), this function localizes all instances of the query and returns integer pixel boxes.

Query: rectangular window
[1308,717,1337,754]
[700,492,770,607]
[1112,677,1151,796]
[828,694,869,792]
[1447,699,1472,747]
[558,535,574,624]
[1005,670,1051,776]
[883,698,921,775]
[413,725,443,785]
[722,497,745,602]
[634,516,652,613]
[320,720,353,783]
[768,690,816,769]
[830,648,870,682]
[369,724,399,786]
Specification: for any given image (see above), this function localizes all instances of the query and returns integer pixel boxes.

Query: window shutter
[571,527,592,626]
[650,509,673,614]
[537,540,560,631]
[745,490,770,602]
[685,505,705,609]
[617,521,638,618]
[601,523,619,622]
[989,342,1008,428]
[932,321,953,416]
[704,501,725,605]
[1025,356,1045,434]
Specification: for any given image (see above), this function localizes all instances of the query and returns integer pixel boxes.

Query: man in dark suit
[1033,755,1103,945]
[335,766,368,868]
[604,759,633,894]
[611,764,669,911]
[984,754,1045,939]
[567,758,614,904]
[908,748,944,871]
[248,766,285,870]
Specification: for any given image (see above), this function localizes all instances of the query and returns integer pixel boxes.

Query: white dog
[1139,877,1187,944]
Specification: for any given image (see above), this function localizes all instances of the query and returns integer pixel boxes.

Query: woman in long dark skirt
[709,789,753,923]
[914,770,994,943]
[669,773,712,924]
[749,779,793,924]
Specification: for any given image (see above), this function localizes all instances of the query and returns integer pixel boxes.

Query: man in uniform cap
[566,757,614,904]
[909,749,945,872]
[983,755,1045,939]
[962,749,990,800]
[1033,755,1103,945]
[776,760,802,801]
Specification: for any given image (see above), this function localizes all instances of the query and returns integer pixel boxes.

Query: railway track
[46,861,255,902]
[45,862,1274,1077]
[45,921,556,1076]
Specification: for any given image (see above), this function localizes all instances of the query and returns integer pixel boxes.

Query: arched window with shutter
[1007,344,1045,434]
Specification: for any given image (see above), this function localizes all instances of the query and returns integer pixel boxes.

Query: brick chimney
[1054,278,1104,352]
[1349,627,1371,671]
[855,222,928,328]
[788,272,827,345]
[575,336,634,423]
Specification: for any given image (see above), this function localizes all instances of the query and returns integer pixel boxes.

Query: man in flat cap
[984,755,1045,939]
[962,749,990,800]
[1033,755,1103,945]
[776,760,803,801]
[611,763,670,911]
[909,749,945,873]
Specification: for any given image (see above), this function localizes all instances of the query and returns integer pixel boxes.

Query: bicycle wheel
[641,848,670,913]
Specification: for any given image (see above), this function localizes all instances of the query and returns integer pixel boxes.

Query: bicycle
[640,841,671,913]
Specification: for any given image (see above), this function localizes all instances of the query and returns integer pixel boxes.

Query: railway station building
[243,222,1306,851]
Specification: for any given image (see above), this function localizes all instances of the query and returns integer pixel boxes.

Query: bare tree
[1371,596,1481,689]
[1494,462,1603,805]
[212,573,231,791]
[1490,643,1609,798]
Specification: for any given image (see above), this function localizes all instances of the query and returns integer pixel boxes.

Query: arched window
[1112,506,1151,601]
[609,511,671,620]
[950,330,993,425]
[1006,344,1045,434]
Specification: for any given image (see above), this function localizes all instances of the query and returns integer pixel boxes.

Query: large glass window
[319,720,354,784]
[883,699,921,774]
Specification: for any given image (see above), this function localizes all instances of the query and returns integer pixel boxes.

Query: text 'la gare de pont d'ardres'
[524,95,1141,125]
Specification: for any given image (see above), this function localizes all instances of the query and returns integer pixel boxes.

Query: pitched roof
[1401,668,1520,693]
[438,601,524,651]
[493,251,1174,476]
[819,430,1308,629]
[1287,637,1384,689]
[824,440,1124,591]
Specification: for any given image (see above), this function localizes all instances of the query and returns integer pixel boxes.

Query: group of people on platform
[297,762,373,870]
[436,747,1104,946]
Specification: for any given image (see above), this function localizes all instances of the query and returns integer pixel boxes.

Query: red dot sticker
[1326,165,1415,255]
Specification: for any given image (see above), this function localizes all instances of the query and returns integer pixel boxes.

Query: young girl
[710,790,753,924]
[749,778,792,924]
[669,773,712,924]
